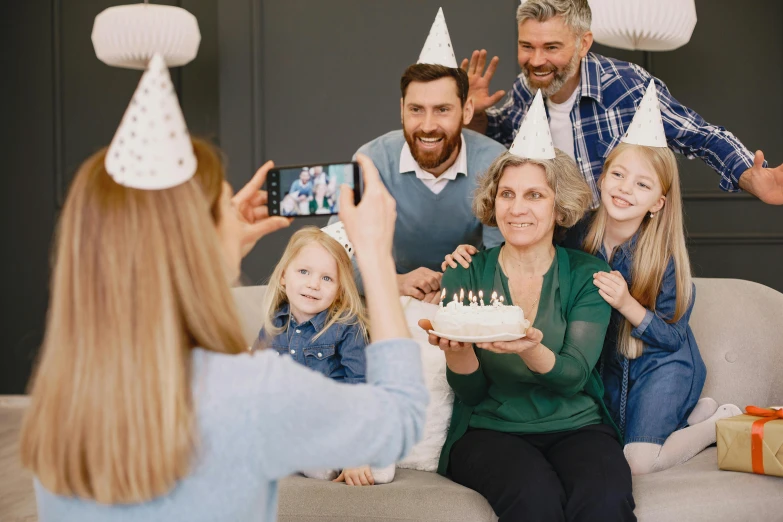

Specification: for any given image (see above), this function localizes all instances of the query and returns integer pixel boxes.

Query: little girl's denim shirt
[259,303,367,384]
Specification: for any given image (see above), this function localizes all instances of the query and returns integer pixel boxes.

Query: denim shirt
[596,236,695,350]
[596,235,706,442]
[259,304,367,384]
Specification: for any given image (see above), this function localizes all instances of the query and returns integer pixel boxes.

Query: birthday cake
[432,292,530,338]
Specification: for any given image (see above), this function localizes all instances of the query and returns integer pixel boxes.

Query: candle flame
[459,288,464,301]
[468,290,473,301]
[453,293,458,302]
[491,291,498,300]
[499,295,505,303]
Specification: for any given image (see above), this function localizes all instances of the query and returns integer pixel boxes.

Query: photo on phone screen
[268,162,360,217]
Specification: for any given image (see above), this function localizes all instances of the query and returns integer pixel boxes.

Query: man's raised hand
[461,50,506,114]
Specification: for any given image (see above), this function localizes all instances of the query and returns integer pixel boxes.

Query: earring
[649,211,656,218]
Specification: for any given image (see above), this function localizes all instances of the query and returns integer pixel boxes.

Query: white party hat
[105,53,197,190]
[321,222,354,258]
[417,8,458,68]
[509,90,556,159]
[620,80,667,148]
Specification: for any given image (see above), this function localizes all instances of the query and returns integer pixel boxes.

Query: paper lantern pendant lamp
[92,2,201,69]
[588,0,697,52]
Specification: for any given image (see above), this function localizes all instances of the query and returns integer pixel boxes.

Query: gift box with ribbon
[716,406,783,477]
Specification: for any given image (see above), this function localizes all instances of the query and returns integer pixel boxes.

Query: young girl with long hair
[258,227,395,485]
[586,142,740,475]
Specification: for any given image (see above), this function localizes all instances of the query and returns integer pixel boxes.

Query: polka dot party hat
[417,7,458,69]
[621,80,667,148]
[509,89,556,160]
[321,222,354,259]
[105,53,197,190]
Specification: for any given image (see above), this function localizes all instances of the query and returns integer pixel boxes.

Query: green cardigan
[437,245,620,476]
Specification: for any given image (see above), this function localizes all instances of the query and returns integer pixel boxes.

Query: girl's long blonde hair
[584,142,693,359]
[260,227,367,343]
[20,139,247,504]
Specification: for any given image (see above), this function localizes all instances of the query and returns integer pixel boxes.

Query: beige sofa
[2,278,782,522]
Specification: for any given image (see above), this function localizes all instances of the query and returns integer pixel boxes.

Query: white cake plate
[428,330,526,343]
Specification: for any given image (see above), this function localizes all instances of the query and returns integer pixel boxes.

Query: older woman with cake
[420,92,635,521]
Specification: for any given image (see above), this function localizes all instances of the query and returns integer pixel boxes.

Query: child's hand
[593,270,632,311]
[442,244,477,271]
[333,465,375,486]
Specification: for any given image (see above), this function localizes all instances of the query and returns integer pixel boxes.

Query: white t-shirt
[546,88,579,160]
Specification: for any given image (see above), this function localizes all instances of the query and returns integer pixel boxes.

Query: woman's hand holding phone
[339,153,409,342]
[232,160,293,257]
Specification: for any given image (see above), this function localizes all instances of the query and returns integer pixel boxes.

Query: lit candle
[498,295,505,304]
[468,290,473,303]
[472,296,478,306]
[491,291,498,305]
[453,293,458,303]
[459,288,464,304]
[479,290,484,306]
[440,288,446,307]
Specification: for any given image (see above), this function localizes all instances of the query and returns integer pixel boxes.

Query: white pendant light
[588,0,697,52]
[92,2,201,69]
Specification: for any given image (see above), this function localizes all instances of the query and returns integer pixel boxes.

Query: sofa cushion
[277,469,496,522]
[691,279,783,407]
[633,447,783,521]
[396,297,453,472]
[0,396,37,522]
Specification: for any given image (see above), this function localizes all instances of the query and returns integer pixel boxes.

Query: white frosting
[432,300,529,337]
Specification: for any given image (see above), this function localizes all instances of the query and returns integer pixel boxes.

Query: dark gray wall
[1,0,219,395]
[2,0,782,394]
[225,0,783,288]
[232,0,522,285]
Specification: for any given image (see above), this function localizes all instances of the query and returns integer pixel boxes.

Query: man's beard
[403,127,462,171]
[522,45,581,97]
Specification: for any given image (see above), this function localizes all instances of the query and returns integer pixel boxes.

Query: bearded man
[353,63,506,302]
[465,0,783,207]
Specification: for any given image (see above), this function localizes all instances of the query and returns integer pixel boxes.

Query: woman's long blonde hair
[19,139,247,504]
[583,142,693,359]
[260,227,367,342]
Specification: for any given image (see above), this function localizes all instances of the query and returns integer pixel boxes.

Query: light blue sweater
[33,339,427,522]
[356,129,506,275]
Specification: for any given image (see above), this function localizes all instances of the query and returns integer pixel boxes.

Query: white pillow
[396,296,454,472]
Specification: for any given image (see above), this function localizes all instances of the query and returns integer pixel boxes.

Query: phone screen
[268,162,359,217]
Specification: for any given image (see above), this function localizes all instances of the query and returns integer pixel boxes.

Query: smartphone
[267,161,362,217]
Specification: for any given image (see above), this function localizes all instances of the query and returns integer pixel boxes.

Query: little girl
[257,225,396,485]
[585,140,740,475]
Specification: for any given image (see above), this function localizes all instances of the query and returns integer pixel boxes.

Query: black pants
[449,424,636,522]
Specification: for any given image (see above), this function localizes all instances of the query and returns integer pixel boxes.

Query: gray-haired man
[466,0,782,206]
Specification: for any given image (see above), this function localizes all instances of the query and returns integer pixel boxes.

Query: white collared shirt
[399,134,468,194]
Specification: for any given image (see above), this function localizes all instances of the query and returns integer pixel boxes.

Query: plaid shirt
[486,52,756,206]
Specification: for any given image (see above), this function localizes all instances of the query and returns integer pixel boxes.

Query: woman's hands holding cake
[418,319,473,353]
[418,318,479,375]
[475,326,544,355]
